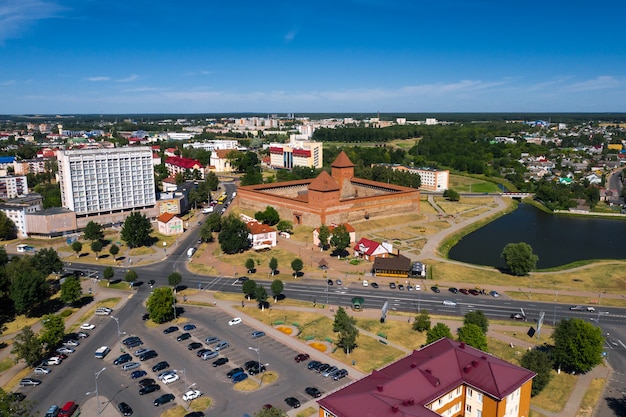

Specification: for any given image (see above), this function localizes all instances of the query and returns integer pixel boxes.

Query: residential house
[156,212,184,236]
[247,221,277,250]
[353,237,393,261]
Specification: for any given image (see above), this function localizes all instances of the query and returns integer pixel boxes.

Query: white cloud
[1,80,16,86]
[86,76,110,82]
[116,74,138,83]
[0,0,66,43]
[284,29,297,42]
[561,76,621,93]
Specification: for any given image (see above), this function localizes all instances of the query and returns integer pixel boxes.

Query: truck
[187,248,196,258]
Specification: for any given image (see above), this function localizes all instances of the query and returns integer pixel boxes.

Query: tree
[168,272,182,288]
[270,279,284,301]
[501,242,538,276]
[317,224,330,249]
[254,285,268,310]
[329,224,351,257]
[124,270,138,287]
[426,323,453,345]
[83,221,104,242]
[269,257,278,275]
[60,275,82,305]
[520,349,554,396]
[218,214,251,254]
[445,188,460,201]
[457,323,488,351]
[9,264,49,316]
[242,279,257,300]
[91,240,103,260]
[412,310,431,332]
[121,211,153,248]
[10,326,43,366]
[254,405,288,417]
[205,212,222,232]
[31,247,63,276]
[276,220,292,233]
[71,241,83,258]
[103,266,114,281]
[255,206,280,226]
[109,244,119,261]
[291,258,303,277]
[39,314,65,353]
[146,287,176,324]
[552,318,604,373]
[333,306,359,353]
[463,310,489,334]
[0,211,17,240]
[0,387,35,416]
[245,258,256,272]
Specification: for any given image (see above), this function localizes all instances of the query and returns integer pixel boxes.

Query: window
[477,411,482,417]
[466,404,472,413]
[477,393,483,403]
[467,388,473,397]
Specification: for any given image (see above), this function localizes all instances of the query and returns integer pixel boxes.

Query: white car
[63,340,79,347]
[80,323,95,330]
[34,366,51,375]
[182,389,202,401]
[442,300,457,307]
[162,373,180,385]
[228,317,242,326]
[158,370,176,380]
[56,347,75,355]
[43,356,62,366]
[362,280,369,287]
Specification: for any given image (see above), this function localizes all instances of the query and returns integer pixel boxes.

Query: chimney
[410,362,417,368]
[460,342,465,349]
[472,360,478,367]
[391,405,399,413]
[464,366,471,373]
[408,398,415,405]
[377,385,384,392]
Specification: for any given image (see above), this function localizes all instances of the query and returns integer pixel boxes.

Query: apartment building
[164,156,205,179]
[318,338,535,417]
[0,175,28,199]
[57,147,156,216]
[0,194,43,238]
[374,163,450,191]
[268,136,323,169]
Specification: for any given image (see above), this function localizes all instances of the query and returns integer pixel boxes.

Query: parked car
[305,387,322,398]
[199,349,218,360]
[139,350,158,361]
[80,323,95,330]
[215,341,229,351]
[294,353,310,363]
[228,317,242,326]
[20,378,42,386]
[322,366,338,377]
[389,283,396,289]
[285,397,301,408]
[76,331,89,339]
[177,333,191,342]
[307,360,322,370]
[327,279,333,285]
[163,326,178,334]
[407,284,413,291]
[122,336,141,346]
[139,378,156,387]
[248,364,266,375]
[44,405,59,417]
[56,347,75,355]
[63,339,79,347]
[332,369,349,380]
[130,370,147,379]
[114,353,132,365]
[139,384,161,395]
[232,373,248,383]
[251,330,265,339]
[370,282,379,288]
[468,289,480,296]
[183,389,202,401]
[317,363,330,374]
[459,289,469,295]
[122,362,141,371]
[489,290,500,297]
[117,402,133,416]
[204,336,220,345]
[134,348,151,357]
[162,373,179,384]
[362,280,368,287]
[42,357,62,366]
[183,324,197,331]
[431,286,440,293]
[95,307,112,316]
[213,357,229,367]
[226,367,244,378]
[152,361,169,372]
[187,342,203,350]
[449,287,458,293]
[126,339,143,348]
[34,366,51,375]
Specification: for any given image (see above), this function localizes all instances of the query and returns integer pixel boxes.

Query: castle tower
[331,151,354,191]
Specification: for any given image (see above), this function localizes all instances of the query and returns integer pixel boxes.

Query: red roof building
[354,237,393,261]
[165,156,205,179]
[318,338,535,417]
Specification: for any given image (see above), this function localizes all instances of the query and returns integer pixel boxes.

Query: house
[247,221,277,250]
[353,237,393,261]
[165,156,205,179]
[210,149,236,173]
[373,254,412,277]
[318,338,535,417]
[312,223,356,248]
[156,212,184,236]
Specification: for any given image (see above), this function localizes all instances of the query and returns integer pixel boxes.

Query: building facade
[268,137,323,169]
[57,147,156,217]
[318,338,535,417]
[164,156,205,179]
[0,175,28,199]
[0,194,43,237]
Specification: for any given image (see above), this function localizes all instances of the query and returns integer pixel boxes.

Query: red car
[459,289,469,295]
[295,353,310,363]
[468,289,480,296]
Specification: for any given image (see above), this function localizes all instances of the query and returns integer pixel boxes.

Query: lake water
[447,203,626,269]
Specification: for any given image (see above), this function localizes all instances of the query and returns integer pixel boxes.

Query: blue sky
[1,0,625,114]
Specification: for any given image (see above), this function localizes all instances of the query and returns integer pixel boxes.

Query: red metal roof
[353,237,382,255]
[165,156,204,169]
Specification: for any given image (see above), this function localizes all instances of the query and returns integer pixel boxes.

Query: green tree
[205,212,222,232]
[291,258,303,277]
[121,212,153,248]
[241,165,263,186]
[109,244,119,261]
[501,242,539,276]
[242,279,257,300]
[333,306,359,353]
[270,279,284,301]
[91,240,103,260]
[83,221,104,242]
[31,247,63,276]
[10,326,42,366]
[255,206,280,226]
[124,270,138,287]
[329,224,351,257]
[0,211,17,240]
[146,287,176,324]
[552,318,604,373]
[317,224,330,249]
[254,284,268,310]
[254,405,288,417]
[218,214,251,254]
[103,266,114,281]
[520,349,554,396]
[0,387,35,416]
[168,272,182,288]
[445,188,460,201]
[39,314,65,353]
[269,257,278,275]
[457,323,488,351]
[463,310,489,334]
[9,264,49,316]
[276,220,292,233]
[71,241,83,258]
[426,323,453,345]
[245,258,256,272]
[412,310,431,332]
[60,275,82,305]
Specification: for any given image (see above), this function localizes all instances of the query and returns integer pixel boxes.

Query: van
[94,346,110,359]
[202,207,214,214]
[58,401,78,417]
[187,247,196,258]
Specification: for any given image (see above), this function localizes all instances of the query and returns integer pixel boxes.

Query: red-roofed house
[246,221,277,250]
[318,338,535,417]
[354,237,393,261]
[156,212,183,236]
[313,223,356,248]
[165,156,205,179]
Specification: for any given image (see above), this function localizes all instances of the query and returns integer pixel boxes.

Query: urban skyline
[2,0,625,114]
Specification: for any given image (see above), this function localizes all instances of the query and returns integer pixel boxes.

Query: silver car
[34,366,51,375]
[215,341,229,351]
[122,362,141,371]
[200,350,218,360]
[322,366,338,378]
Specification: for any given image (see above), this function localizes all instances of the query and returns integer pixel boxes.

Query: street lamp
[248,346,263,386]
[174,368,188,392]
[110,316,125,352]
[86,367,106,415]
[553,291,558,326]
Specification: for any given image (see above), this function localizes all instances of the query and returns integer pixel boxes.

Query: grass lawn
[161,396,212,417]
[355,318,426,350]
[2,314,43,336]
[576,378,606,417]
[532,371,577,412]
[0,357,14,373]
[296,407,318,417]
[449,174,502,193]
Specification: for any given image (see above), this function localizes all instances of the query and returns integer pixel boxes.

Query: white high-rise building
[57,147,156,216]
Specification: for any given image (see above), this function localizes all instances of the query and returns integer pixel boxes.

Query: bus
[217,194,228,204]
[17,244,35,253]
